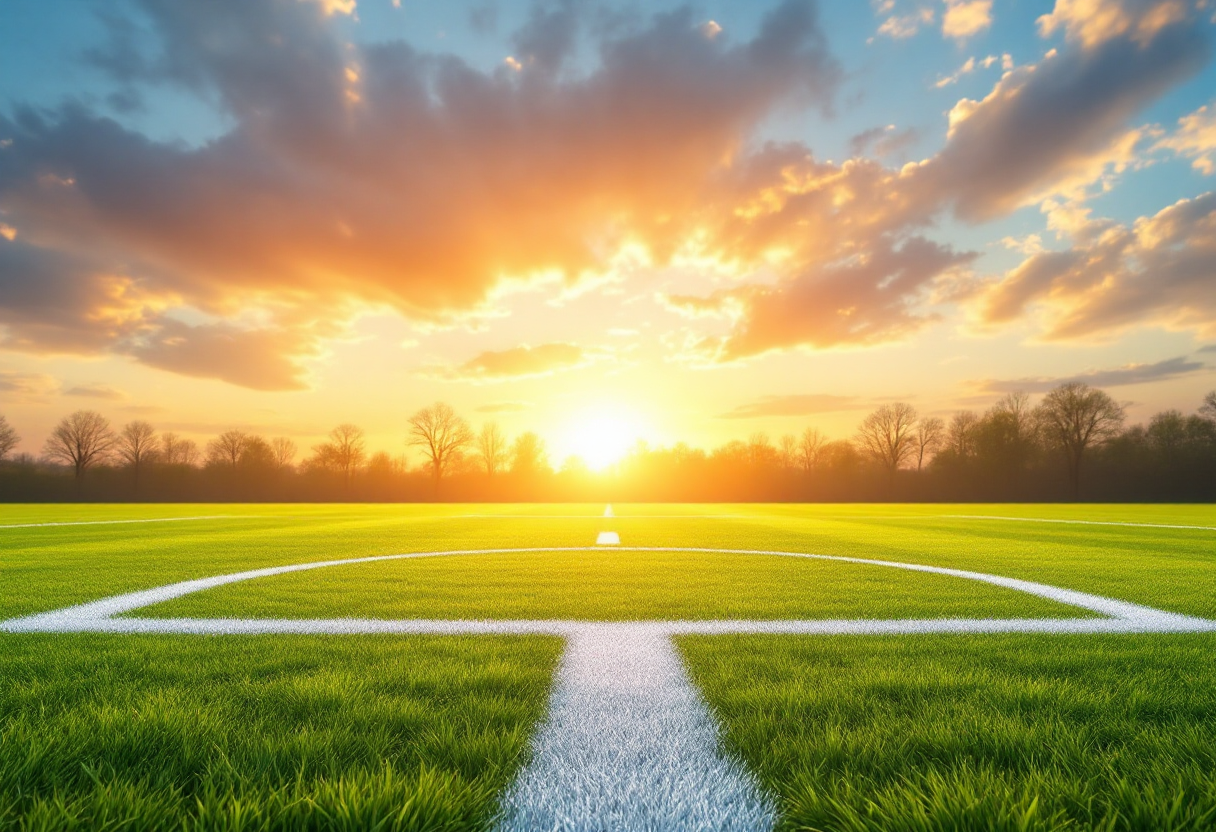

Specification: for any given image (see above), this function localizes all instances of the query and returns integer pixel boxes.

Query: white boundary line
[941,514,1216,531]
[0,515,256,530]
[4,545,1210,633]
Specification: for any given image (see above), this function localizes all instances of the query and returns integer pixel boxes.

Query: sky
[1,0,1216,467]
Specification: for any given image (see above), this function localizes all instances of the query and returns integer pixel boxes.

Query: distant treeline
[2,384,1215,503]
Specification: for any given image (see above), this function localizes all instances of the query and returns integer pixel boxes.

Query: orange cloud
[429,342,590,382]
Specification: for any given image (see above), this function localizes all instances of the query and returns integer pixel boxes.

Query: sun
[564,409,643,471]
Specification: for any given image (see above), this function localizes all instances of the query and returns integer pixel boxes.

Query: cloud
[718,393,867,418]
[876,8,935,39]
[126,319,327,391]
[934,53,1011,88]
[432,342,589,382]
[848,124,918,158]
[475,401,532,413]
[942,0,993,40]
[686,236,975,360]
[1,0,1209,385]
[975,191,1216,340]
[973,355,1209,394]
[1153,99,1216,174]
[921,6,1210,220]
[0,370,59,400]
[65,383,127,400]
[1037,0,1190,49]
[0,0,842,384]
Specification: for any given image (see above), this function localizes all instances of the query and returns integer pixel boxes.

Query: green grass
[4,503,1216,831]
[0,634,562,831]
[3,504,1215,622]
[680,633,1216,831]
[143,549,1080,621]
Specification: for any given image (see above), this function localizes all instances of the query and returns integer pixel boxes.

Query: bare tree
[0,415,18,460]
[779,434,798,469]
[1201,391,1216,421]
[947,410,980,458]
[407,402,473,491]
[271,437,298,470]
[207,430,249,469]
[161,433,200,467]
[747,432,778,468]
[329,424,366,485]
[117,420,158,491]
[43,410,116,480]
[477,422,508,477]
[914,417,944,471]
[1035,382,1125,499]
[855,403,918,478]
[510,431,549,475]
[798,427,827,473]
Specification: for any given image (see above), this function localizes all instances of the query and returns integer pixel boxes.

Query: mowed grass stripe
[139,549,1084,622]
[680,632,1216,832]
[0,633,562,832]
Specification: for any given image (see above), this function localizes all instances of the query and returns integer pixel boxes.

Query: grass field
[3,503,1216,830]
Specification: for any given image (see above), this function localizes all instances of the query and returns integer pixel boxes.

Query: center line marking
[596,531,620,545]
[603,504,614,517]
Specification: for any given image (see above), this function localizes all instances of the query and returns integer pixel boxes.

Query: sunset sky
[2,0,1215,466]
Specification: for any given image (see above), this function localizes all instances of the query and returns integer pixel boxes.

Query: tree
[1201,391,1216,421]
[779,434,798,470]
[1035,382,1125,499]
[117,420,158,492]
[947,410,980,459]
[976,392,1038,476]
[43,410,116,480]
[477,422,508,477]
[271,437,298,470]
[407,402,473,491]
[240,436,276,471]
[747,432,779,468]
[0,415,18,460]
[207,430,249,469]
[913,417,944,471]
[855,403,918,478]
[321,424,365,486]
[510,431,549,476]
[161,433,200,466]
[798,427,827,473]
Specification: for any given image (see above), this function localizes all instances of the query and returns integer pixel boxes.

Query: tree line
[1,383,1215,502]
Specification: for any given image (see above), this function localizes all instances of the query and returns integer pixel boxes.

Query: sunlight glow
[563,408,645,471]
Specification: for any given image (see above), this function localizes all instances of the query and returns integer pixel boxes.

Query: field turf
[3,503,1216,831]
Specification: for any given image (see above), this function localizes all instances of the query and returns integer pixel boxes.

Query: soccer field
[3,504,1216,830]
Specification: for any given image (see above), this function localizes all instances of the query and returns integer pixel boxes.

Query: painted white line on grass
[4,546,1211,632]
[942,514,1216,532]
[603,504,614,517]
[495,625,774,832]
[596,531,620,546]
[0,515,256,530]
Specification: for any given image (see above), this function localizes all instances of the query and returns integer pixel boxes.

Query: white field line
[603,504,614,517]
[455,515,750,519]
[941,514,1216,532]
[494,625,774,832]
[596,531,621,546]
[4,546,1212,633]
[0,515,256,530]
